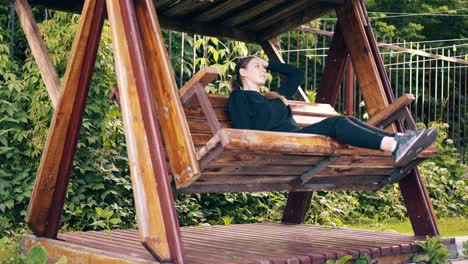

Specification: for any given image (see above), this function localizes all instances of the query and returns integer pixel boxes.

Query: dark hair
[230,55,259,91]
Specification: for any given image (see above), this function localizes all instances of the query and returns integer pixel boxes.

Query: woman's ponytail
[230,75,242,91]
[263,91,289,105]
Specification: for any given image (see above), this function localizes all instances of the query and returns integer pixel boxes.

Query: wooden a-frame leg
[106,0,183,262]
[399,170,439,236]
[316,22,349,106]
[26,0,106,238]
[15,0,61,108]
[357,0,439,236]
[281,21,349,224]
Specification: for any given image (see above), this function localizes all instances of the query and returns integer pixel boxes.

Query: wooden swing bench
[17,0,446,262]
[172,67,436,194]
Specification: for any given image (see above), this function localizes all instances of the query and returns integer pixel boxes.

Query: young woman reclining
[227,56,437,165]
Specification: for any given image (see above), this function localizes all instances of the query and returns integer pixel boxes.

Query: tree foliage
[366,0,468,43]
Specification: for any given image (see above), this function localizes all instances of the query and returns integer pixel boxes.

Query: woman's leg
[296,116,385,150]
[347,116,396,137]
[297,116,438,165]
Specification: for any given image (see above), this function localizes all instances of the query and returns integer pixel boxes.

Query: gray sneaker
[392,129,438,166]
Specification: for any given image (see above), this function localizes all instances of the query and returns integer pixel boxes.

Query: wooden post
[106,0,183,262]
[316,23,349,106]
[260,39,309,102]
[135,0,201,189]
[25,0,105,238]
[281,21,349,224]
[345,59,354,116]
[15,0,61,108]
[357,0,439,236]
[260,38,310,224]
[335,0,393,121]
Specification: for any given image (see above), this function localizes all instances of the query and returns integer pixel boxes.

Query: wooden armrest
[179,67,219,104]
[179,67,221,134]
[367,94,415,127]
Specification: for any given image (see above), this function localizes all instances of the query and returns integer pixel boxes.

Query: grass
[344,217,468,237]
[0,236,23,264]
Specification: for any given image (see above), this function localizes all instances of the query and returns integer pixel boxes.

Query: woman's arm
[227,91,252,129]
[267,62,304,99]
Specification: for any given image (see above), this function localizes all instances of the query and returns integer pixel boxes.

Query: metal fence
[285,21,467,157]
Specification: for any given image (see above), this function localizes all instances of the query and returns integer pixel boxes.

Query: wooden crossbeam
[107,0,184,262]
[257,2,334,42]
[300,25,468,65]
[158,15,257,43]
[16,0,61,108]
[26,0,105,238]
[194,1,250,22]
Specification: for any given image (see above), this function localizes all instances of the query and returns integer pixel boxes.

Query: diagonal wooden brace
[26,0,106,238]
[300,156,338,185]
[179,67,219,105]
[15,0,61,108]
[179,67,221,135]
[107,0,184,262]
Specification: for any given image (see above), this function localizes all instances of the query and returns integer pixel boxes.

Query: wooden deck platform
[20,223,454,264]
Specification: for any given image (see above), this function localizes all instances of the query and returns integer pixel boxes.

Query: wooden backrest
[183,95,338,150]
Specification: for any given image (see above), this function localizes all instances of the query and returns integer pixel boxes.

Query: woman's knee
[327,116,348,126]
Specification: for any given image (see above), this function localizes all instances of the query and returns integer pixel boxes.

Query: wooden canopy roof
[28,0,343,42]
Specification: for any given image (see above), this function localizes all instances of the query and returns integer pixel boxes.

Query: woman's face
[240,57,267,86]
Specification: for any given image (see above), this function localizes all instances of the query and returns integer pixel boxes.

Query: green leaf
[109,218,121,225]
[27,245,48,264]
[0,169,11,177]
[91,220,106,228]
[55,256,68,264]
[335,255,352,264]
[95,207,104,217]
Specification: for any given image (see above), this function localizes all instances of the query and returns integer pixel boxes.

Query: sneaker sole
[395,131,437,166]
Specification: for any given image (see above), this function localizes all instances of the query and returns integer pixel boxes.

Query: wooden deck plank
[20,223,447,264]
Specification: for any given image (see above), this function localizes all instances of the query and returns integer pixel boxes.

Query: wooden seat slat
[195,175,299,185]
[205,151,325,166]
[181,182,382,194]
[315,167,396,177]
[203,164,312,175]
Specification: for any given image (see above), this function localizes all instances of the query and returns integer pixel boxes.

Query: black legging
[296,116,395,150]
